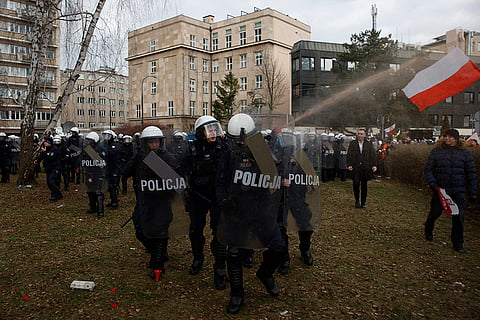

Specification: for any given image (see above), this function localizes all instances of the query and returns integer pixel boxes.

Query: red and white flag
[466,132,479,146]
[384,123,396,135]
[402,47,480,111]
[436,187,459,215]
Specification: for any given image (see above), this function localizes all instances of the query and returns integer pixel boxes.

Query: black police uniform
[36,141,63,200]
[67,134,83,183]
[104,139,122,209]
[0,138,13,183]
[119,140,135,194]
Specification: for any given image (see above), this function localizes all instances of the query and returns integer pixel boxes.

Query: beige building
[59,67,129,133]
[0,0,61,134]
[423,28,480,56]
[126,7,310,130]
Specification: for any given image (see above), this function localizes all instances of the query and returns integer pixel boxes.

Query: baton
[120,215,133,228]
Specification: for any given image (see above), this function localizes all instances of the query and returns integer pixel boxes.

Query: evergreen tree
[212,72,239,124]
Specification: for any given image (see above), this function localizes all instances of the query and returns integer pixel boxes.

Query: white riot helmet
[102,129,116,141]
[0,132,6,137]
[85,131,100,143]
[227,113,256,138]
[194,115,224,140]
[53,135,62,144]
[70,127,80,134]
[140,126,164,139]
[123,135,133,143]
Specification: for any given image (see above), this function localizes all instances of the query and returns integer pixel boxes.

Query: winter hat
[444,129,460,140]
[44,137,53,145]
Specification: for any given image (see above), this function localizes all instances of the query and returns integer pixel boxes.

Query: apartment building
[59,67,129,132]
[0,0,60,134]
[126,7,310,130]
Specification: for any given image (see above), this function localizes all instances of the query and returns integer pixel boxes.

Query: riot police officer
[0,132,13,183]
[334,134,348,181]
[67,127,82,184]
[35,137,63,201]
[119,135,135,194]
[125,126,182,281]
[102,129,122,209]
[186,115,227,290]
[216,113,287,314]
[81,131,107,218]
[53,135,71,191]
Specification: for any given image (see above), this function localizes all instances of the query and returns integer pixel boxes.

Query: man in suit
[346,129,377,208]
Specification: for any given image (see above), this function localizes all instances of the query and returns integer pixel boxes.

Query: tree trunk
[16,0,107,186]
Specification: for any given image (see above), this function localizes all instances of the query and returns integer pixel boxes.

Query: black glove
[429,183,437,192]
[468,195,477,203]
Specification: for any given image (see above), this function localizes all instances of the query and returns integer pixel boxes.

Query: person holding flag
[424,129,477,253]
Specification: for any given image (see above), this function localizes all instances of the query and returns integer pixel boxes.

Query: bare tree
[248,52,288,113]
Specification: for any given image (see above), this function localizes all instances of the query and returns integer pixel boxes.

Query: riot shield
[217,131,282,249]
[138,151,188,238]
[80,145,108,193]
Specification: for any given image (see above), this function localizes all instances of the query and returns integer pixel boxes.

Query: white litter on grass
[280,310,289,316]
[454,281,465,287]
[130,247,137,250]
[70,280,95,291]
[57,204,64,208]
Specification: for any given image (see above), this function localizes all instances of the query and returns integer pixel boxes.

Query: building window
[88,74,94,80]
[293,58,300,71]
[99,110,106,117]
[189,56,196,70]
[255,75,262,89]
[98,86,105,93]
[255,51,263,66]
[254,22,262,42]
[168,101,174,116]
[77,97,84,104]
[463,115,471,127]
[444,115,453,126]
[212,60,219,73]
[119,111,125,118]
[87,97,95,104]
[428,114,438,125]
[88,109,95,116]
[203,38,209,50]
[151,102,157,117]
[301,57,315,70]
[302,83,316,96]
[226,57,233,70]
[87,85,94,92]
[110,122,116,127]
[189,101,195,116]
[110,110,116,118]
[190,79,196,92]
[445,96,453,104]
[239,25,246,45]
[203,102,208,116]
[203,59,209,72]
[151,61,157,73]
[212,32,218,50]
[78,122,85,128]
[225,32,232,48]
[151,82,157,94]
[293,84,300,97]
[150,40,156,51]
[213,81,219,94]
[319,58,334,71]
[240,99,247,112]
[240,54,247,68]
[203,81,208,94]
[109,87,116,94]
[119,100,124,106]
[240,77,247,91]
[136,104,141,118]
[109,99,116,106]
[89,122,96,128]
[190,34,196,47]
[464,92,474,104]
[77,109,84,116]
[77,84,84,90]
[99,98,106,105]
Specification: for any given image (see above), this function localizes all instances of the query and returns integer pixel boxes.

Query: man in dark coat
[346,129,377,208]
[424,129,477,253]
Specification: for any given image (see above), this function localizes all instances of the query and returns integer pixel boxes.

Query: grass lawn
[1,175,479,319]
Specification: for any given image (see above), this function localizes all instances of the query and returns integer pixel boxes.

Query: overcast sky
[138,0,480,45]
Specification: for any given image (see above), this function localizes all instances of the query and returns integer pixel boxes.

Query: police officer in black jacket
[0,132,13,183]
[35,137,63,201]
[102,130,122,209]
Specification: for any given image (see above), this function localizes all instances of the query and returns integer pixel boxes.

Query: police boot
[149,238,168,281]
[211,238,227,290]
[299,231,313,266]
[189,233,205,275]
[226,249,244,314]
[87,193,97,213]
[96,193,105,218]
[256,250,282,297]
[241,248,254,268]
[277,227,290,275]
[108,187,119,210]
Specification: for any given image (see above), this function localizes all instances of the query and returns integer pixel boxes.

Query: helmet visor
[203,122,224,139]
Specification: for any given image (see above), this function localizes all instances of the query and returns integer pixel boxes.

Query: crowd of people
[0,119,477,314]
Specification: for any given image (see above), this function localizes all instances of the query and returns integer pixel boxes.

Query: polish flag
[466,132,479,146]
[402,47,480,111]
[436,187,459,215]
[384,123,396,135]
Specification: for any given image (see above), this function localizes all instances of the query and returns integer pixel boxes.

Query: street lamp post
[141,75,157,127]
